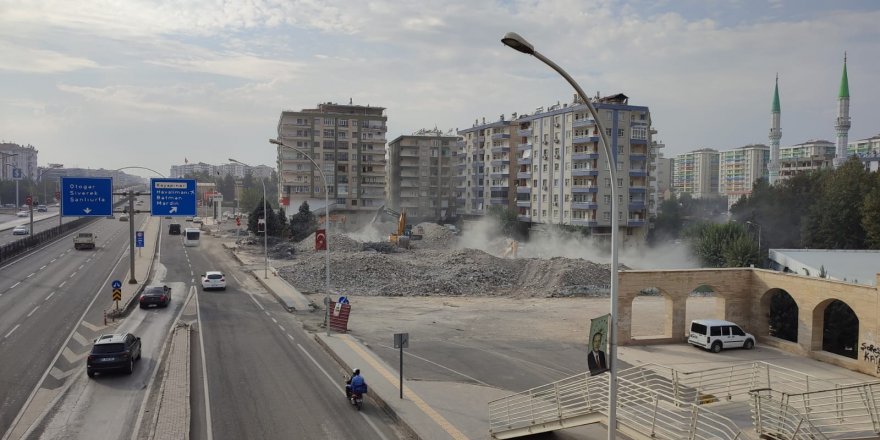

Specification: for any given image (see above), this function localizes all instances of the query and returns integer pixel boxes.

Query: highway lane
[0,208,80,246]
[0,214,144,436]
[180,232,401,440]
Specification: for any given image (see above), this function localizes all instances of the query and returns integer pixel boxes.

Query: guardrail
[0,217,96,264]
[488,366,753,440]
[751,382,880,439]
[749,389,828,439]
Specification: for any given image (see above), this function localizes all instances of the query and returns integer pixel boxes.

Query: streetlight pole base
[128,278,137,284]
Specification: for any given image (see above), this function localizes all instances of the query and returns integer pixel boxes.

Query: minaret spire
[834,52,851,168]
[769,74,782,184]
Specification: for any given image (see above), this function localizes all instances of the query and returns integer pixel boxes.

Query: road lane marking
[45,291,55,301]
[11,282,20,288]
[271,317,277,324]
[58,281,66,288]
[287,334,295,342]
[69,272,76,278]
[231,274,241,284]
[195,289,214,440]
[264,311,270,317]
[4,324,20,339]
[50,259,56,263]
[27,273,35,278]
[277,324,285,332]
[78,264,84,270]
[377,343,490,387]
[40,265,47,270]
[190,270,193,277]
[27,306,39,317]
[86,258,91,262]
[339,335,469,440]
[296,343,390,440]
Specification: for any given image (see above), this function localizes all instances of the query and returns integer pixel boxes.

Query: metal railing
[751,382,880,439]
[750,389,828,439]
[488,367,754,440]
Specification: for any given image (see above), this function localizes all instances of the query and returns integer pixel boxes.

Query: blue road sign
[61,177,113,217]
[12,168,23,180]
[136,231,144,248]
[150,178,197,217]
[112,280,122,289]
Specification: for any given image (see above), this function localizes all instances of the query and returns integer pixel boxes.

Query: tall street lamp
[502,32,621,438]
[229,159,268,279]
[269,138,332,336]
[747,220,762,261]
[39,164,64,206]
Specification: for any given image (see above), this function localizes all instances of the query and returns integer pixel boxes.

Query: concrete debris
[275,223,617,298]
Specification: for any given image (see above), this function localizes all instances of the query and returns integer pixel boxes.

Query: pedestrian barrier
[489,361,876,439]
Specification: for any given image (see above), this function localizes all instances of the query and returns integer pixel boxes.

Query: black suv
[139,285,171,308]
[168,223,181,235]
[86,333,142,377]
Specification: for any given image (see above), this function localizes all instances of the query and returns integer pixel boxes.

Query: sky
[1,0,878,178]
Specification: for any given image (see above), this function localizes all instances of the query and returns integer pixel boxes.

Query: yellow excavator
[371,205,422,248]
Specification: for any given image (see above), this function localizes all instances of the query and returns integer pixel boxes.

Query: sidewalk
[222,241,314,312]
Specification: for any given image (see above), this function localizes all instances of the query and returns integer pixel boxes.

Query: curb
[251,269,294,313]
[313,334,422,440]
[147,324,191,440]
[108,217,161,319]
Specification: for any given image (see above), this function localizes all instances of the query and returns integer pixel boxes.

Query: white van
[183,227,201,247]
[688,319,755,353]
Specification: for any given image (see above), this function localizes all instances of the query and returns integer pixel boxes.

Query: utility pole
[128,190,137,284]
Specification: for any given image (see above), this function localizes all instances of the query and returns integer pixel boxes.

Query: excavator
[371,205,423,248]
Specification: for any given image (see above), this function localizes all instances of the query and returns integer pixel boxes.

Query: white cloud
[147,55,303,81]
[0,41,99,73]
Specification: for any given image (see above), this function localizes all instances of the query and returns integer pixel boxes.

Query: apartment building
[719,144,769,208]
[849,134,880,156]
[654,155,674,202]
[170,162,215,178]
[275,102,387,216]
[777,140,835,181]
[504,93,654,241]
[649,141,668,210]
[386,129,459,220]
[0,143,39,181]
[672,149,719,199]
[456,117,518,216]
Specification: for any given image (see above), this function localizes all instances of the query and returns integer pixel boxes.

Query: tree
[803,157,870,249]
[861,173,880,248]
[650,193,683,242]
[685,222,756,268]
[239,188,262,213]
[487,206,519,237]
[219,174,236,201]
[275,207,289,238]
[288,201,318,242]
[248,197,278,237]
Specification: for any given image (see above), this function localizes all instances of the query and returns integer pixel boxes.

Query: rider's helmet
[353,368,360,376]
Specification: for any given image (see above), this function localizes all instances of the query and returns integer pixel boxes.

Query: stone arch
[630,287,673,340]
[685,284,727,335]
[812,298,860,359]
[759,288,799,343]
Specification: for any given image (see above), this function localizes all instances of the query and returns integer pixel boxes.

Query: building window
[617,129,625,137]
[605,178,611,187]
[618,178,623,187]
[324,118,334,125]
[604,195,611,204]
[603,211,610,221]
[605,128,612,137]
[338,119,348,127]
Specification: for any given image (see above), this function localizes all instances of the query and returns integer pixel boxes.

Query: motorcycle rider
[345,368,368,402]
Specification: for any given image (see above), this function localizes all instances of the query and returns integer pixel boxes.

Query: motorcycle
[345,375,366,411]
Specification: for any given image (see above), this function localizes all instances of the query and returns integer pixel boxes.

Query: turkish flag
[315,229,327,250]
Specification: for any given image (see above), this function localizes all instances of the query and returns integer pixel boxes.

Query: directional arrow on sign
[83,208,91,214]
[170,206,177,214]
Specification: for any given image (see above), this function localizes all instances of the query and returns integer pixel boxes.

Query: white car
[192,217,203,224]
[12,225,29,235]
[201,271,226,291]
[16,210,28,217]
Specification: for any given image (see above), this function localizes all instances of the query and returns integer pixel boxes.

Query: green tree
[219,174,236,201]
[803,157,870,249]
[861,173,880,248]
[239,187,262,213]
[722,235,760,267]
[248,197,277,237]
[685,222,756,268]
[650,193,683,242]
[288,201,317,242]
[275,207,289,238]
[487,206,519,236]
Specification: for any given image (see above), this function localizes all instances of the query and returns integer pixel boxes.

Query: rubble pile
[275,224,615,298]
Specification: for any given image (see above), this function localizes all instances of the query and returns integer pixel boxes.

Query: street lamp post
[502,32,621,439]
[747,221,762,262]
[39,165,63,207]
[229,159,268,279]
[270,139,332,336]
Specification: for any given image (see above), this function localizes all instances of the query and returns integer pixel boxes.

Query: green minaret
[839,54,850,98]
[772,75,781,113]
[835,52,851,167]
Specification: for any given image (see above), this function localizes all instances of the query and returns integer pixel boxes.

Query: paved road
[0,214,139,435]
[183,231,402,440]
[0,208,80,246]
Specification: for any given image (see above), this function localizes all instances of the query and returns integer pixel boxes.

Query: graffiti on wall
[860,342,880,373]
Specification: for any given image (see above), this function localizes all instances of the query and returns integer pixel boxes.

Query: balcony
[628,201,646,210]
[629,168,647,177]
[519,157,531,165]
[361,180,384,187]
[400,161,419,168]
[475,148,485,156]
[572,118,596,128]
[477,136,486,143]
[573,135,599,144]
[572,153,599,161]
[400,150,419,157]
[517,143,532,151]
[627,218,646,227]
[572,185,598,193]
[490,197,508,205]
[516,200,530,208]
[571,219,598,227]
[517,171,531,179]
[491,145,510,153]
[571,202,598,210]
[453,174,466,181]
[517,214,531,222]
[401,179,419,188]
[490,185,509,191]
[518,128,532,137]
[490,159,510,166]
[489,172,509,179]
[455,163,466,170]
[491,133,511,140]
[516,186,531,193]
[629,153,647,160]
[630,138,648,145]
[572,169,599,177]
[629,186,647,192]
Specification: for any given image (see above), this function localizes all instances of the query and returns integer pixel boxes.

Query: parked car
[86,333,142,377]
[139,285,171,308]
[688,319,755,353]
[12,225,29,235]
[201,271,227,290]
[119,214,129,221]
[16,210,28,217]
[185,216,194,222]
